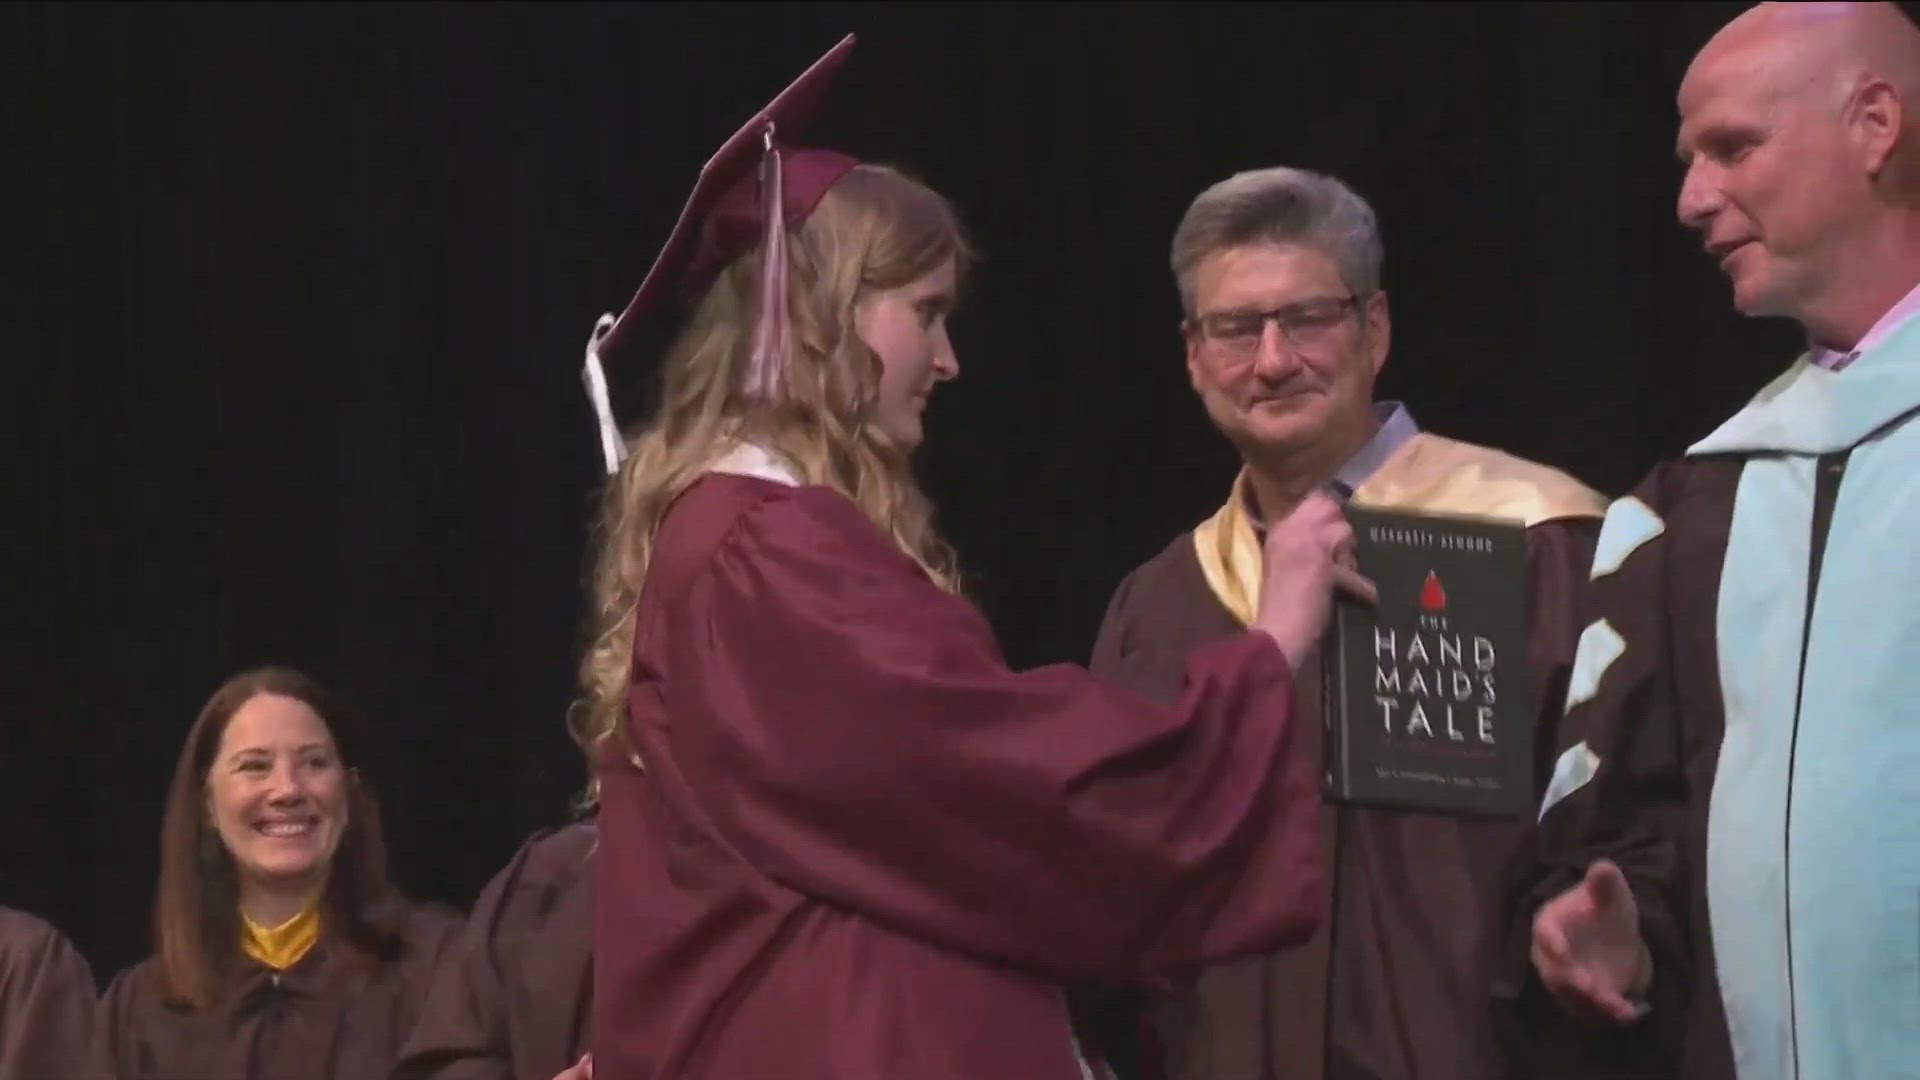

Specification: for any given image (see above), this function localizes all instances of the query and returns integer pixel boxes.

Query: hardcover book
[1321,504,1532,816]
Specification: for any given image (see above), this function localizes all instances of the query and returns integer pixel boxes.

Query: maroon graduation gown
[1090,513,1599,1080]
[593,473,1326,1080]
[94,896,459,1080]
[0,905,95,1080]
[391,822,596,1080]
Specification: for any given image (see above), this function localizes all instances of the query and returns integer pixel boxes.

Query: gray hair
[1170,166,1384,315]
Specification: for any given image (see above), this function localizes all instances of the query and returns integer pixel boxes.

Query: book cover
[1321,504,1532,816]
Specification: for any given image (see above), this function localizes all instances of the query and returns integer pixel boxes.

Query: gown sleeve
[1088,561,1196,708]
[0,910,95,1080]
[1519,517,1603,799]
[385,901,467,1059]
[87,961,145,1080]
[1495,464,1698,1072]
[656,485,1323,987]
[387,844,533,1080]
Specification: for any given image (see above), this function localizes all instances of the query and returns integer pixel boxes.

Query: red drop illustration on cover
[1420,570,1447,612]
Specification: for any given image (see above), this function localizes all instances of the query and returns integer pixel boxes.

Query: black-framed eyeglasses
[1183,293,1362,356]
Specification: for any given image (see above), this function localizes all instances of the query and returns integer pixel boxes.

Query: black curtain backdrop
[6,1,1810,981]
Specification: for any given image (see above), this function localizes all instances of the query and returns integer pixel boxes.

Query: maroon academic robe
[390,823,596,1080]
[1091,484,1599,1079]
[594,471,1326,1080]
[94,896,459,1080]
[0,906,95,1080]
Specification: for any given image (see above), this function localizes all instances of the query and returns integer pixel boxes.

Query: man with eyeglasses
[1081,166,1606,1080]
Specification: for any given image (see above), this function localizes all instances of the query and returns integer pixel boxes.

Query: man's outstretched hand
[1531,859,1653,1026]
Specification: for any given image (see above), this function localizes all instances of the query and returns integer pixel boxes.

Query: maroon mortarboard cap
[581,35,860,474]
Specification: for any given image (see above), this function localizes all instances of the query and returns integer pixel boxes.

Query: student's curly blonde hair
[573,163,972,774]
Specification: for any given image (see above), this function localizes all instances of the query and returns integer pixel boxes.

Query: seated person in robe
[390,817,596,1080]
[0,905,95,1080]
[93,665,460,1080]
[571,36,1371,1080]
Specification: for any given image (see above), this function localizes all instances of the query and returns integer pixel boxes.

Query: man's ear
[1849,76,1904,180]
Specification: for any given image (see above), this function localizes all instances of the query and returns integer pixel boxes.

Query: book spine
[1322,618,1349,801]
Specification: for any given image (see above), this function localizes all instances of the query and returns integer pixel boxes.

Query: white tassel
[581,313,625,475]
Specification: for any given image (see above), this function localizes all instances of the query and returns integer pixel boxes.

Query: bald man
[1500,5,1920,1079]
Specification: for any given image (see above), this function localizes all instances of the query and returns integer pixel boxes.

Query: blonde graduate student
[574,36,1374,1080]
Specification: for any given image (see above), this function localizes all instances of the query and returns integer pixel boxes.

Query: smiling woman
[90,667,461,1080]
